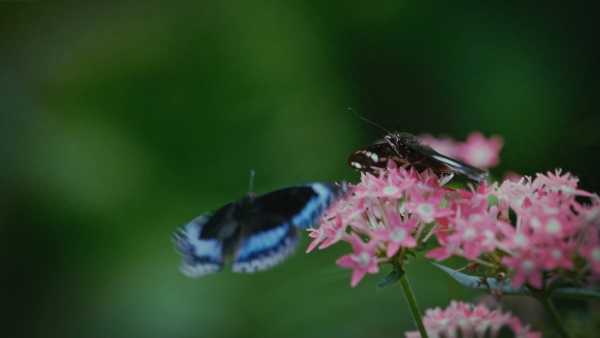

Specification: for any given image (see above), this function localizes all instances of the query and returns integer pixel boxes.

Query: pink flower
[503,171,523,182]
[419,134,460,158]
[405,189,453,224]
[502,250,544,289]
[336,234,380,287]
[372,215,418,257]
[306,226,326,253]
[540,241,575,270]
[427,183,507,261]
[369,167,417,199]
[497,177,535,213]
[518,202,577,239]
[419,132,503,169]
[457,210,503,259]
[457,132,503,169]
[312,128,599,289]
[533,169,595,198]
[405,301,541,338]
[308,213,349,252]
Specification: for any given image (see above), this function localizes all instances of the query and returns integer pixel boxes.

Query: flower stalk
[538,295,571,338]
[398,271,429,338]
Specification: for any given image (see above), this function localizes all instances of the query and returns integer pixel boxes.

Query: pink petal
[367,263,380,274]
[306,231,323,253]
[511,273,526,288]
[351,269,367,287]
[426,247,452,261]
[350,234,364,252]
[462,242,481,260]
[403,237,417,248]
[336,255,355,268]
[527,272,543,289]
[386,242,401,258]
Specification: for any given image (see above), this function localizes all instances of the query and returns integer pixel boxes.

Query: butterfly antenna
[347,107,392,135]
[248,169,256,199]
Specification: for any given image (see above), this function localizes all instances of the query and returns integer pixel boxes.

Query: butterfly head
[384,132,420,151]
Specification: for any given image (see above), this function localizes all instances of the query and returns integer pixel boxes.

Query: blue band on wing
[174,215,224,277]
[291,183,336,229]
[232,223,298,273]
[235,223,290,260]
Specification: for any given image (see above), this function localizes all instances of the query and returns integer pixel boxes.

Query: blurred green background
[1,2,599,338]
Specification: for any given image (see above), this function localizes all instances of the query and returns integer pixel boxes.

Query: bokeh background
[2,2,599,338]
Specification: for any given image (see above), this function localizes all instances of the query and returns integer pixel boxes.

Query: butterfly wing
[232,183,346,273]
[173,203,241,277]
[406,141,489,182]
[250,183,346,230]
[348,141,405,173]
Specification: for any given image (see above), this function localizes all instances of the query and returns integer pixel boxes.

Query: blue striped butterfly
[173,182,347,277]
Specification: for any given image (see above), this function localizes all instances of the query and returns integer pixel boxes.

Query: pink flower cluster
[309,160,600,288]
[419,132,503,169]
[493,170,600,288]
[436,169,600,289]
[405,301,541,338]
[308,163,448,287]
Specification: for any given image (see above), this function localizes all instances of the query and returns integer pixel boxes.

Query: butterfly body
[174,183,346,277]
[349,132,488,182]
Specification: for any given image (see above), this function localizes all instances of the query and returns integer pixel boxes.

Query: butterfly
[173,182,347,277]
[348,132,488,182]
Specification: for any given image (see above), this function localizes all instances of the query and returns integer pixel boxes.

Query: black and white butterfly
[173,182,347,277]
[348,132,488,182]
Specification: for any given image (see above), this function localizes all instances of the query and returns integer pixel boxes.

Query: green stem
[539,296,571,338]
[399,273,429,338]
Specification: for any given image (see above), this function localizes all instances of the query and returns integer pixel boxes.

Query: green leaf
[433,263,522,292]
[433,263,600,299]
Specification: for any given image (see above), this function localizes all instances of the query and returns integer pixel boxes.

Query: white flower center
[522,259,535,272]
[530,217,541,229]
[469,214,483,223]
[551,249,562,259]
[560,185,574,195]
[383,185,399,196]
[515,196,525,208]
[545,218,561,234]
[354,252,371,267]
[514,233,529,247]
[472,147,491,167]
[463,227,477,240]
[417,203,434,222]
[438,318,450,328]
[391,228,407,242]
